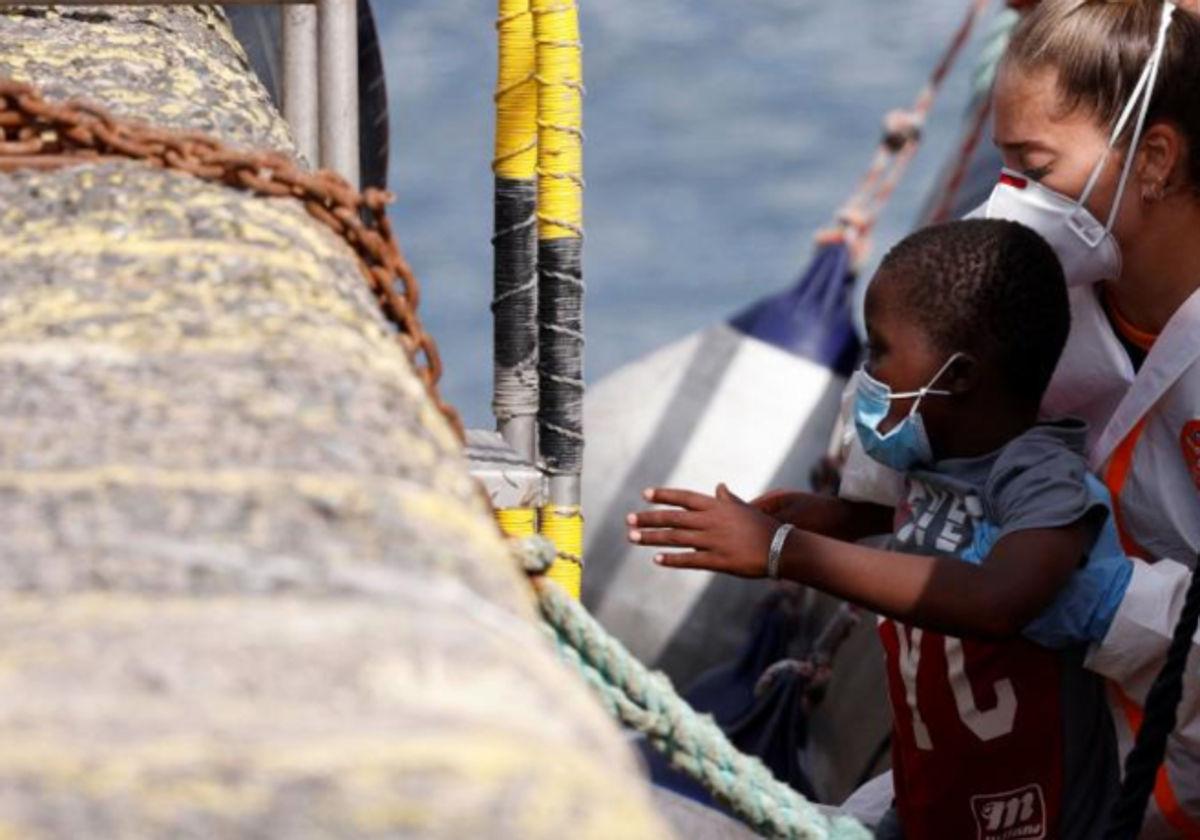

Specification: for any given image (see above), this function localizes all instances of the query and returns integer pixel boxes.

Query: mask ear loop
[890,351,966,416]
[1076,3,1177,220]
[1105,3,1176,229]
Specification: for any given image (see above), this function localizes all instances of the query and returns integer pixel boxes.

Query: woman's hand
[626,484,779,578]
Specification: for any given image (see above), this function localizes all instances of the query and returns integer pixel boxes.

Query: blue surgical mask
[854,353,963,471]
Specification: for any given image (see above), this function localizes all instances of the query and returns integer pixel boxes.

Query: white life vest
[1056,284,1200,839]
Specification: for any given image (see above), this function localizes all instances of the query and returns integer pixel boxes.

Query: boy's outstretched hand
[751,489,811,523]
[627,484,778,578]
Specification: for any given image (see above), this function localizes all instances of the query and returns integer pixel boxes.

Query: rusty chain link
[0,77,464,439]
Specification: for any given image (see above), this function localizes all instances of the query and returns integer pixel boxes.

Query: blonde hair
[1004,0,1200,190]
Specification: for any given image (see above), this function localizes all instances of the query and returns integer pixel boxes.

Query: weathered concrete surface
[0,7,673,839]
[0,5,293,152]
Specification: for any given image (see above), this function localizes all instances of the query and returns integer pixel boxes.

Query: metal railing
[8,0,360,187]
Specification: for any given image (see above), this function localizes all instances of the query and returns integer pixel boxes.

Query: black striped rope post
[533,0,584,598]
[492,0,541,540]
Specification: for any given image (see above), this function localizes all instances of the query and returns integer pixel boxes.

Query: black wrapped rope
[537,237,584,476]
[1104,558,1200,840]
[493,177,540,426]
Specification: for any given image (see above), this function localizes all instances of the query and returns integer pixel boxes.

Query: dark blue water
[377,1,995,427]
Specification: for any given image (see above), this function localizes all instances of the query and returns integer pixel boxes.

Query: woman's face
[992,64,1144,241]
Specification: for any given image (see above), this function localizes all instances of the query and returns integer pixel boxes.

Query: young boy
[627,220,1128,839]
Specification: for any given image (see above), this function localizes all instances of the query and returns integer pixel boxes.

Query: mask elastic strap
[1076,62,1151,207]
[891,352,965,408]
[1077,3,1176,219]
[1105,3,1176,230]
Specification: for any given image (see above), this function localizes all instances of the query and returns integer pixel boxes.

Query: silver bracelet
[767,523,795,580]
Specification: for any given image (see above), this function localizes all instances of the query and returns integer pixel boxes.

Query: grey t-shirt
[892,419,1105,561]
[880,419,1119,840]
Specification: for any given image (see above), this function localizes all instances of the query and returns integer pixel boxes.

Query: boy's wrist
[767,523,795,579]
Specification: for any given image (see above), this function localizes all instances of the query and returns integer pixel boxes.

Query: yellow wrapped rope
[496,507,538,538]
[532,0,585,482]
[532,0,583,240]
[541,504,583,600]
[494,0,537,180]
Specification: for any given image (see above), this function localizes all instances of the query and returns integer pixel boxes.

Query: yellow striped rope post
[533,0,585,598]
[496,506,538,539]
[493,0,540,465]
[541,504,583,600]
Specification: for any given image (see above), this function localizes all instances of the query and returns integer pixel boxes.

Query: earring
[1141,180,1165,203]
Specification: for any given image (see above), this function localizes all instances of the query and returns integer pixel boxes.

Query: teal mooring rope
[518,537,872,840]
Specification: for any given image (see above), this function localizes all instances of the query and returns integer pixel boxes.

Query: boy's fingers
[653,550,719,571]
[628,527,712,549]
[626,509,705,529]
[643,487,714,510]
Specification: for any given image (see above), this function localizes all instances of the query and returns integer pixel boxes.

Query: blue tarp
[729,241,861,378]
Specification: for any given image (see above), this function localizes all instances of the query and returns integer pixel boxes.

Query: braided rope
[1104,561,1200,840]
[822,0,993,264]
[515,537,871,840]
[927,8,1021,223]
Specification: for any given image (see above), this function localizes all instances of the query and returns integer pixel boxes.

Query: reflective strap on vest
[1106,420,1200,837]
[1116,687,1200,837]
[1105,418,1153,560]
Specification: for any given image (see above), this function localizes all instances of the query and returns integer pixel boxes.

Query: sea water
[379,0,989,427]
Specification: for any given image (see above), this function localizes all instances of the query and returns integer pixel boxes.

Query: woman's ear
[1136,122,1184,200]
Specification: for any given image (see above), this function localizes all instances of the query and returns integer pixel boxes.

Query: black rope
[1104,556,1200,840]
[537,237,584,475]
[492,177,539,423]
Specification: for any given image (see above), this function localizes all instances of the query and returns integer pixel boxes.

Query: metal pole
[548,475,581,507]
[493,0,539,467]
[318,0,360,187]
[502,416,538,464]
[282,4,319,167]
[533,0,585,599]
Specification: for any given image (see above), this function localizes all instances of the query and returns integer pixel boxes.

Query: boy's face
[863,271,960,438]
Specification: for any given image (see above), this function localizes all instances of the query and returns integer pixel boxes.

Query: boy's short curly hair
[875,219,1070,404]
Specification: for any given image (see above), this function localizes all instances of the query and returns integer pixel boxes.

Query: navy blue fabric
[686,590,802,724]
[644,592,818,807]
[728,242,861,377]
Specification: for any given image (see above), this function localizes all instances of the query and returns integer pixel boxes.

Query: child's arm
[776,524,1087,638]
[751,489,894,542]
[629,485,1087,639]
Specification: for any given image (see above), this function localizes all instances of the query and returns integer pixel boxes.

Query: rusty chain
[0,78,463,439]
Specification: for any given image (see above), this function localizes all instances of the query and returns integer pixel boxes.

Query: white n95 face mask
[984,169,1123,288]
[981,2,1177,288]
